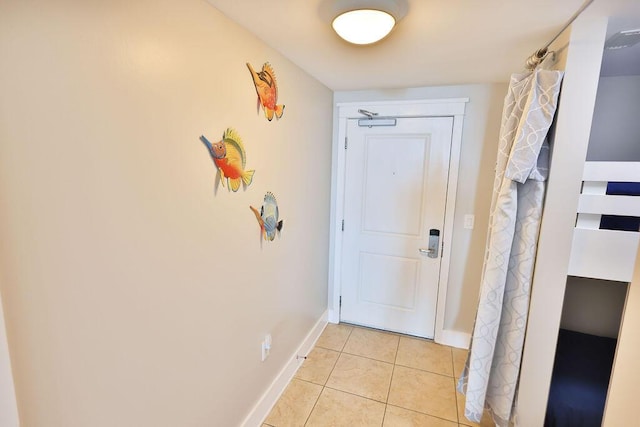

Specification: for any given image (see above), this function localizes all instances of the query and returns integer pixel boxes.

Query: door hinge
[344,137,348,149]
[341,219,345,231]
[339,296,342,307]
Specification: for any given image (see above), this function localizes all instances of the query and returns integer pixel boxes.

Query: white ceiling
[205,0,640,91]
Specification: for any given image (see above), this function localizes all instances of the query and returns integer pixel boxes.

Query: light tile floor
[263,323,494,427]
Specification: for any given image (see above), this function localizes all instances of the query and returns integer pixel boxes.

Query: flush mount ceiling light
[325,0,408,45]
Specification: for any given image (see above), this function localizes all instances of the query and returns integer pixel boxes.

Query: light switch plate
[464,214,475,230]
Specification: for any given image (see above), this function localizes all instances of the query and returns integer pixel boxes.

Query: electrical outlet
[261,334,272,362]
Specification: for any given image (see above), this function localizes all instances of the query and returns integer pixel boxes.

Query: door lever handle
[421,229,440,258]
[418,248,435,255]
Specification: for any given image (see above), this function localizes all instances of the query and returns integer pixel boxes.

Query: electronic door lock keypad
[418,229,440,258]
[428,229,440,258]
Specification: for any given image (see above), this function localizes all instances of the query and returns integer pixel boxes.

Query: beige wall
[334,84,506,334]
[560,277,628,338]
[0,1,332,426]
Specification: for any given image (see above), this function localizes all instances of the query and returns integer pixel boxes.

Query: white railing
[568,162,640,282]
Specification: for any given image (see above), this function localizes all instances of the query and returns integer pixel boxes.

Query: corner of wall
[240,311,328,427]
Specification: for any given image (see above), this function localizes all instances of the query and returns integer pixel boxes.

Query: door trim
[328,99,468,344]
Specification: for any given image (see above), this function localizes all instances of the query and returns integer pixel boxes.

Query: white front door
[340,116,454,338]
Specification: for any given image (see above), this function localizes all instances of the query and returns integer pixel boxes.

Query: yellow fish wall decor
[200,128,255,192]
[247,62,285,121]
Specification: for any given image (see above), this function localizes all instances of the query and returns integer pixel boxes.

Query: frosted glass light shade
[332,9,396,45]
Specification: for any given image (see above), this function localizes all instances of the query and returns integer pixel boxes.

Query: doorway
[329,99,467,342]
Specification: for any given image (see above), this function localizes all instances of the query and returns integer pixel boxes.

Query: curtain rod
[525,0,595,70]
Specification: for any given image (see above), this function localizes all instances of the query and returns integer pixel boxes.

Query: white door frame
[328,99,468,344]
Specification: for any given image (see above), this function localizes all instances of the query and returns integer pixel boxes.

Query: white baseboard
[327,308,339,324]
[240,310,328,427]
[438,329,470,349]
[0,298,19,427]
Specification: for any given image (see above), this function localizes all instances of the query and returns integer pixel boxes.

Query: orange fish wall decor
[247,62,285,121]
[200,128,255,192]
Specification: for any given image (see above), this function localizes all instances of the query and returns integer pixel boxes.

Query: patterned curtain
[457,67,564,426]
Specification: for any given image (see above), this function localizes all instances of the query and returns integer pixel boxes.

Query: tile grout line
[450,346,461,425]
[385,402,463,426]
[322,385,389,405]
[293,324,463,426]
[303,324,355,426]
[301,385,322,427]
[339,324,355,352]
[381,335,402,426]
[327,346,456,379]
